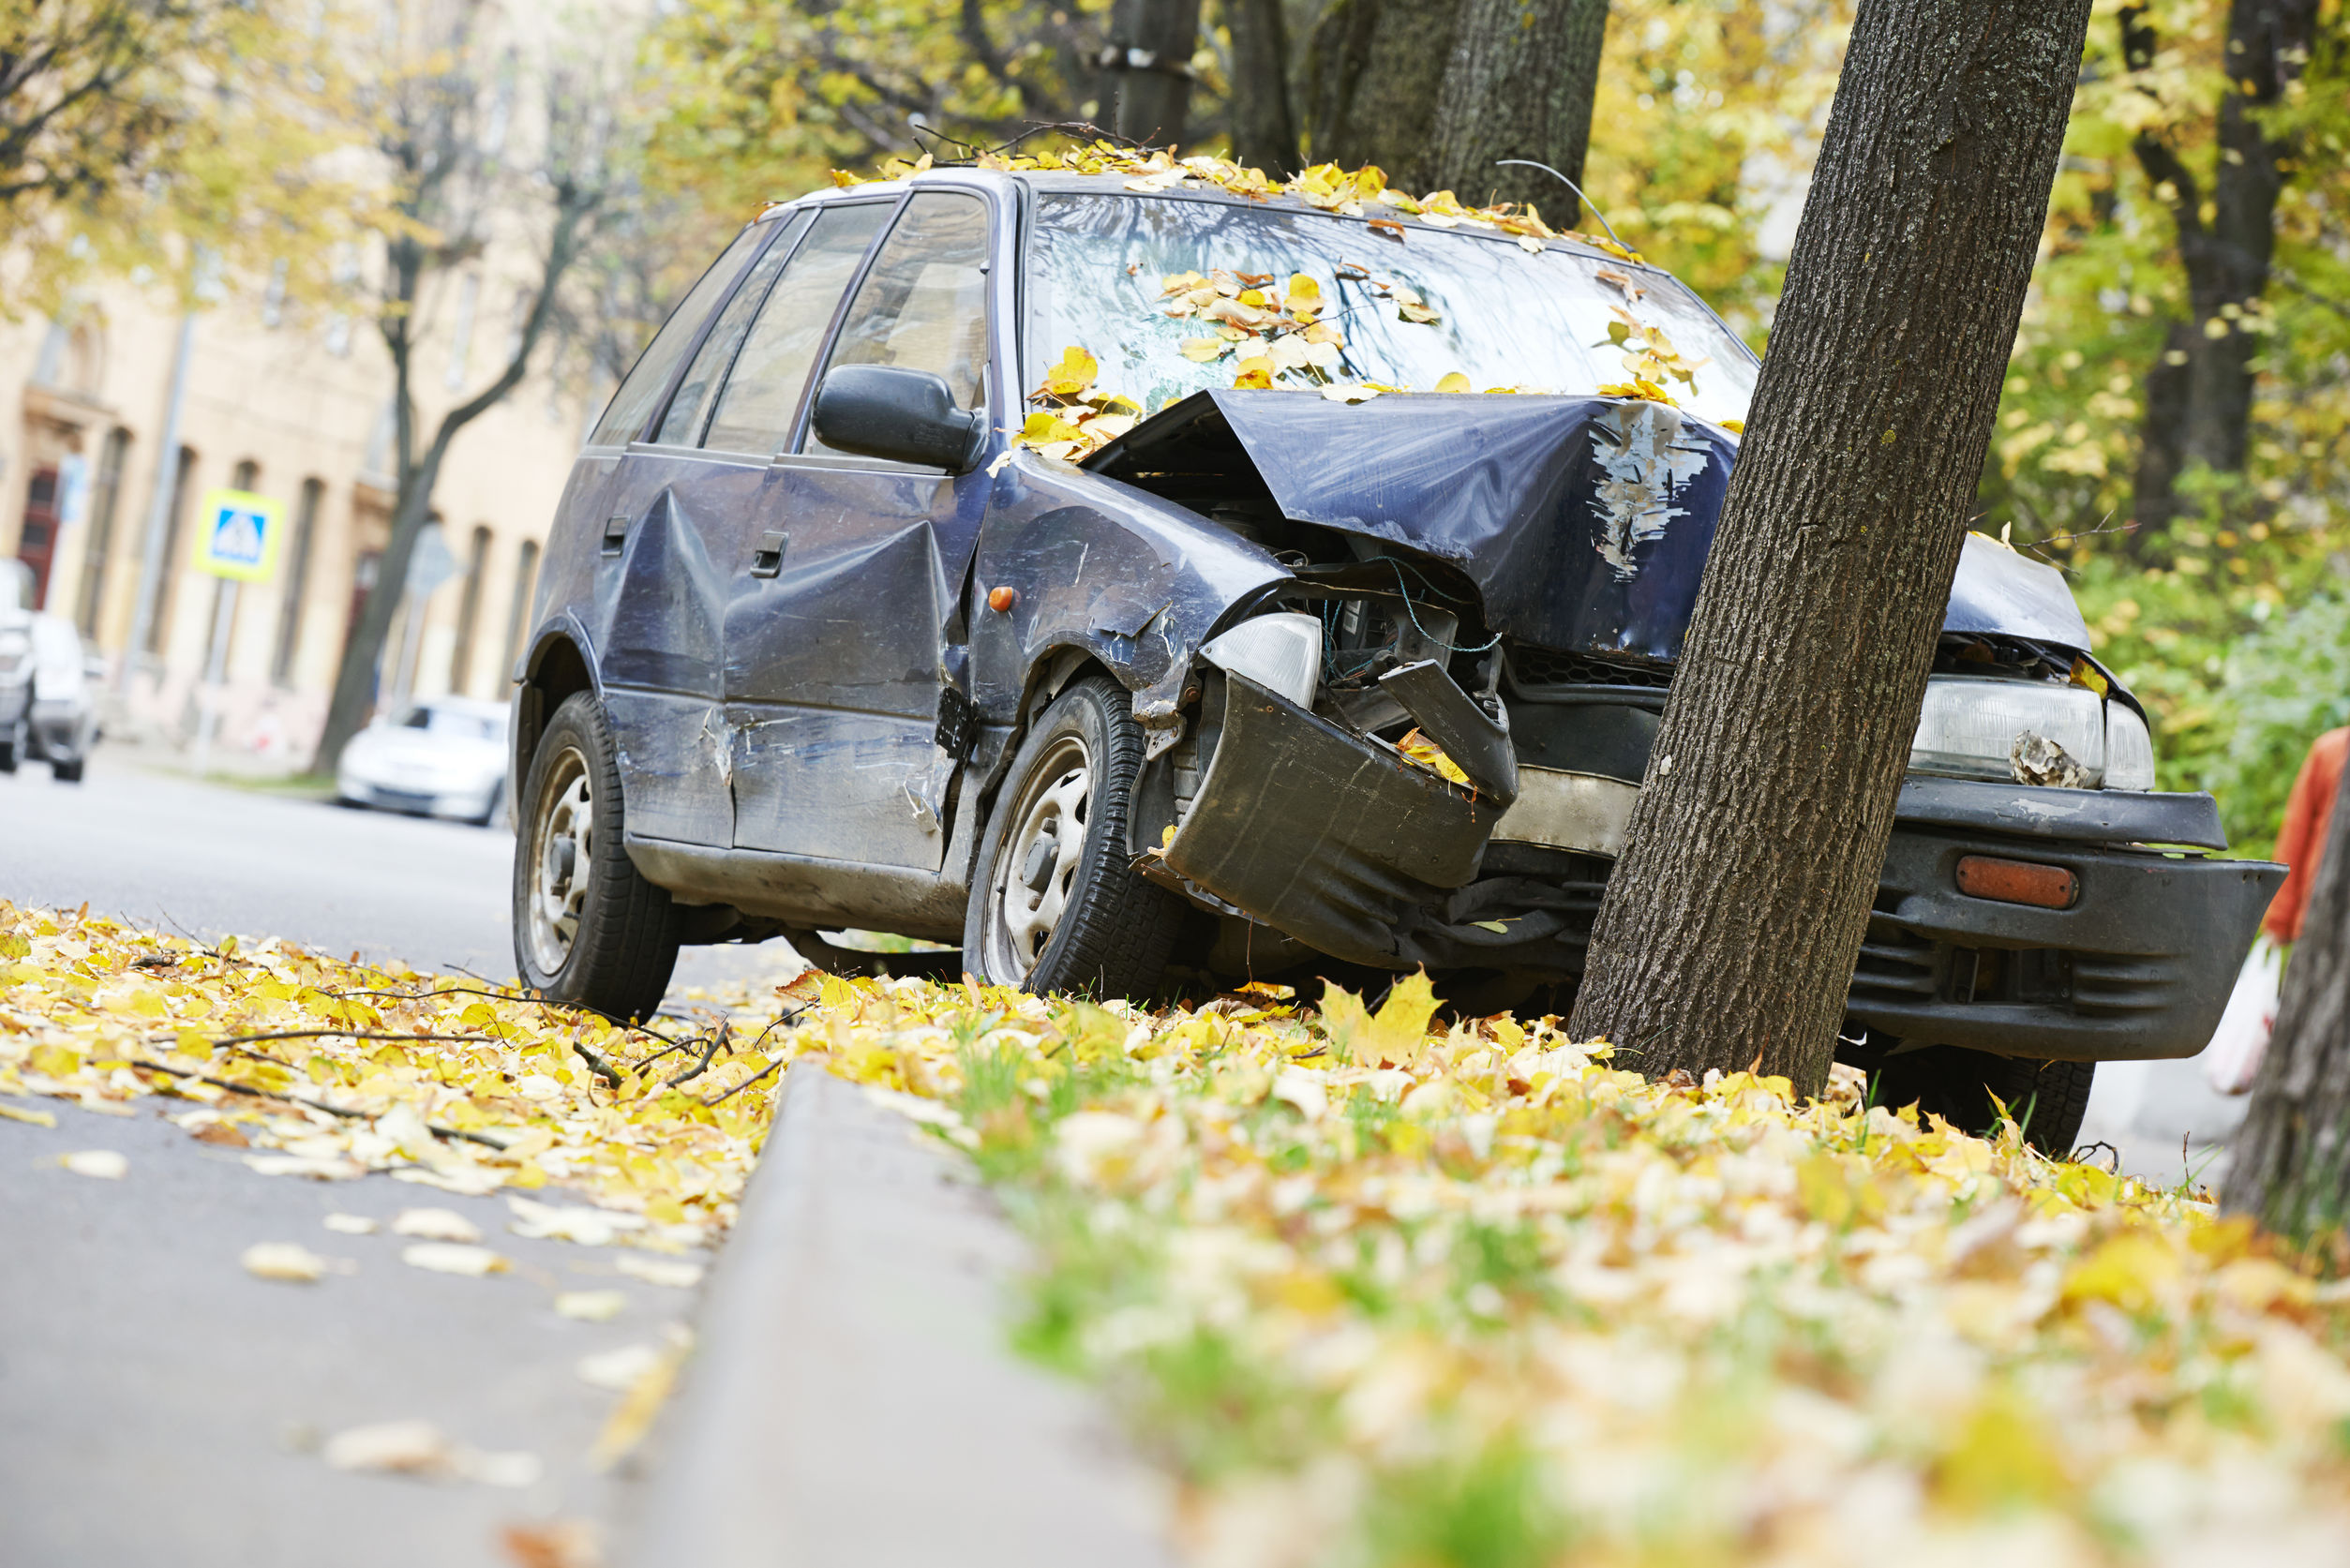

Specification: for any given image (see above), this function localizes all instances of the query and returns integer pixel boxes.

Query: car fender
[511,613,603,790]
[969,453,1289,755]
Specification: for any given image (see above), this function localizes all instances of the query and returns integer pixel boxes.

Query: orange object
[2264,726,2350,943]
[987,586,1017,613]
[1955,855,2078,910]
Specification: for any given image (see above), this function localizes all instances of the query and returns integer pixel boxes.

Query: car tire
[52,756,83,784]
[513,692,680,1022]
[1868,1045,2096,1156]
[0,730,16,774]
[965,675,1185,998]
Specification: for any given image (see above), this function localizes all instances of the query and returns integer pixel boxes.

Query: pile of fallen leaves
[11,901,2349,1566]
[776,973,2350,1568]
[0,902,787,1247]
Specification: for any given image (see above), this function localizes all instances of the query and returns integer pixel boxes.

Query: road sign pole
[190,578,237,780]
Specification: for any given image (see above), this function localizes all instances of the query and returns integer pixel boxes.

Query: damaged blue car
[509,166,2282,1150]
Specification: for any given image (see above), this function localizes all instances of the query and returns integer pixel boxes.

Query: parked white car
[337,696,510,826]
[0,565,99,783]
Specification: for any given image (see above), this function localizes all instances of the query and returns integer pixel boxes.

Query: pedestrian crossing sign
[193,488,283,582]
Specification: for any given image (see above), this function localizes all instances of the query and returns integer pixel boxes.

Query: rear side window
[653,210,813,447]
[586,221,768,448]
[804,193,990,458]
[702,202,892,456]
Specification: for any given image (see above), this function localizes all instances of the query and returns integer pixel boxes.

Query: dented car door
[720,189,997,870]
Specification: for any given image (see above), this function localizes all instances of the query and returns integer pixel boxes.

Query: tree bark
[1567,0,2096,1093]
[1102,0,1205,145]
[2129,318,2194,555]
[2223,758,2350,1242]
[1305,0,1609,208]
[1223,0,1300,176]
[1429,0,1610,211]
[2122,0,2320,524]
[1302,0,1464,192]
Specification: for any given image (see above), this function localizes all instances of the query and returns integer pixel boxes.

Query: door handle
[750,530,787,578]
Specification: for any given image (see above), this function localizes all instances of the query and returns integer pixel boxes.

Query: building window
[271,477,324,686]
[231,458,260,492]
[73,427,130,635]
[500,537,538,683]
[449,524,492,694]
[147,446,198,653]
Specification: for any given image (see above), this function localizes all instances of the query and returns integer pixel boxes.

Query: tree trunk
[1305,0,1609,207]
[1223,0,1300,176]
[2129,318,2194,556]
[1102,0,1205,145]
[2223,758,2350,1242]
[1302,0,1464,192]
[1567,0,2096,1093]
[312,428,452,773]
[2124,0,2319,522]
[1429,0,1610,211]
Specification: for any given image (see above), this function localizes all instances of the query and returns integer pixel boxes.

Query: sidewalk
[621,1065,1176,1568]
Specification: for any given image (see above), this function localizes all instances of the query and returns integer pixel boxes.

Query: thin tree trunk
[1102,0,1205,145]
[2130,318,2193,556]
[1568,0,2096,1093]
[1224,0,1299,176]
[1429,0,1610,211]
[2223,758,2350,1242]
[2123,0,2319,522]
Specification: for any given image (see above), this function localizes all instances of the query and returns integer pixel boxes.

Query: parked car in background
[337,697,510,826]
[1,563,98,783]
[505,163,2281,1154]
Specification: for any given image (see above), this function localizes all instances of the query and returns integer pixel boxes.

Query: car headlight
[2103,702,2156,791]
[1199,612,1321,709]
[1910,675,2150,788]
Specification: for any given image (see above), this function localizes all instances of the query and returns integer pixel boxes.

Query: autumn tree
[311,5,643,772]
[0,0,358,310]
[1568,0,2098,1091]
[1303,0,1611,211]
[2225,762,2350,1244]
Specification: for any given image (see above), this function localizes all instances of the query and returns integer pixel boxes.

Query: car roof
[785,167,1651,275]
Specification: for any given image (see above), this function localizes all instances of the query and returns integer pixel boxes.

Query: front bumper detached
[1157,676,2282,1064]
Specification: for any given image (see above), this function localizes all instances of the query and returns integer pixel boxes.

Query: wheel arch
[512,620,599,791]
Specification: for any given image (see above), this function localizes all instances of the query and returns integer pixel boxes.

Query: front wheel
[964,676,1184,997]
[513,693,680,1021]
[1868,1044,2096,1157]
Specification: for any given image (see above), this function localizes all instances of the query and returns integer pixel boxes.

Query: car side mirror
[811,366,987,471]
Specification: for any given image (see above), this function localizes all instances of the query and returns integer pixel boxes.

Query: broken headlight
[1199,612,1321,709]
[1909,676,2153,789]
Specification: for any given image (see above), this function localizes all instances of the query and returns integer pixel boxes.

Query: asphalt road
[0,752,805,1567]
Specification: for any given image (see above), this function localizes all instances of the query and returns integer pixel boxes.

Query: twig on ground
[703,1055,785,1107]
[125,1057,512,1150]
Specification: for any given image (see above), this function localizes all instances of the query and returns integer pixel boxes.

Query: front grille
[1505,644,1674,690]
[1852,923,1939,1000]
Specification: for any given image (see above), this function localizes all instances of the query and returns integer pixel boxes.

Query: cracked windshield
[1025,192,1759,426]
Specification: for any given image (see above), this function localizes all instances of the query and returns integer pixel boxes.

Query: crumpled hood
[1088,389,2090,658]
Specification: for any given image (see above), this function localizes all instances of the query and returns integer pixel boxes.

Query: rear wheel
[1868,1044,2096,1156]
[52,756,82,784]
[965,676,1184,997]
[513,692,680,1021]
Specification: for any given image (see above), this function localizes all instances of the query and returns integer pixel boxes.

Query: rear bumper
[1157,677,2281,1063]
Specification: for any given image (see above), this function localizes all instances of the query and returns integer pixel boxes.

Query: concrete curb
[622,1065,1176,1567]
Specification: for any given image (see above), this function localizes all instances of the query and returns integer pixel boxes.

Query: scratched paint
[1588,400,1714,581]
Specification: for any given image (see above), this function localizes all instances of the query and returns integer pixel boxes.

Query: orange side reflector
[1955,855,2077,910]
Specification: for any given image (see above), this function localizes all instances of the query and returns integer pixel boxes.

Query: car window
[701,202,893,456]
[802,192,991,456]
[653,210,814,448]
[587,221,770,449]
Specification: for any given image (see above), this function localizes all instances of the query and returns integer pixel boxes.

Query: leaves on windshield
[832,142,1647,265]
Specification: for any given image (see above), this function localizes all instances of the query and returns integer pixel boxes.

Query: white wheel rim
[986,733,1094,982]
[527,746,592,975]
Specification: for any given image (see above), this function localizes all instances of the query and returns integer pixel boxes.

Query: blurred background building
[0,280,591,766]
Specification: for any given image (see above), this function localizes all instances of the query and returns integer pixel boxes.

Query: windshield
[400,705,503,741]
[1025,193,1757,426]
